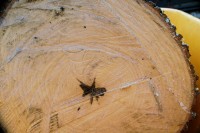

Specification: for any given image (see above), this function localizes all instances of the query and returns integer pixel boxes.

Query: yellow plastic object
[162,8,200,87]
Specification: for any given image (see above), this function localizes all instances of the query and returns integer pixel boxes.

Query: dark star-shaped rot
[77,78,106,104]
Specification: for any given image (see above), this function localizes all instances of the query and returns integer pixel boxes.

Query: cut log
[0,0,196,133]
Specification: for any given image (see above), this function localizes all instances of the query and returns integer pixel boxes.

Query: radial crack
[148,81,163,112]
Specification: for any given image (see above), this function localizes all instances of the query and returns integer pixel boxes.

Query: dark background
[151,0,200,18]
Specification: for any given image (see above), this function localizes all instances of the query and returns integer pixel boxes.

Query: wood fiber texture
[0,0,195,133]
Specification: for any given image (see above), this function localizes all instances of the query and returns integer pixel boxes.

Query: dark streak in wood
[136,0,141,6]
[153,20,163,29]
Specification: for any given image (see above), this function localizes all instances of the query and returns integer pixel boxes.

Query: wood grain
[0,0,195,132]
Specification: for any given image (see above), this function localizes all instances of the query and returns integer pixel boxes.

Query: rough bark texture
[0,0,196,133]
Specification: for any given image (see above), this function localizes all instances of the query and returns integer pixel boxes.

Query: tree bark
[0,0,196,133]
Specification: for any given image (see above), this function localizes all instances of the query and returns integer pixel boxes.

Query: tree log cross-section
[0,0,197,133]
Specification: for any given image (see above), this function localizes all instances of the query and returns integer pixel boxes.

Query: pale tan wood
[0,0,194,133]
